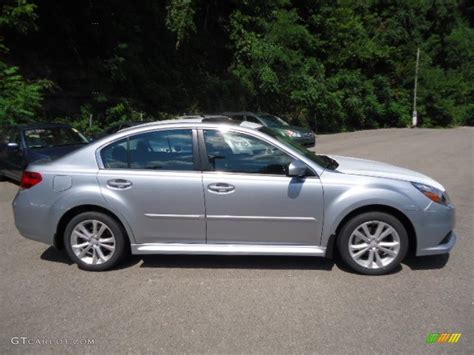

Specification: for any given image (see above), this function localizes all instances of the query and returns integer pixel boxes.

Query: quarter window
[101,129,194,171]
[203,130,293,175]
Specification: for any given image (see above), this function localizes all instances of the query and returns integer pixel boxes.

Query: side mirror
[7,142,19,151]
[287,159,308,177]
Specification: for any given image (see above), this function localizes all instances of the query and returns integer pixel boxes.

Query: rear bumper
[12,190,55,245]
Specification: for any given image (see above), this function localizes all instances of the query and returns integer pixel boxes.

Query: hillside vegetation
[1,0,473,133]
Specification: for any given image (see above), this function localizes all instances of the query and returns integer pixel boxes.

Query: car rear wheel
[64,212,127,271]
[337,212,408,275]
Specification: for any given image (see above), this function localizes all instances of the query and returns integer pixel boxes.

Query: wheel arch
[325,204,417,259]
[54,205,131,250]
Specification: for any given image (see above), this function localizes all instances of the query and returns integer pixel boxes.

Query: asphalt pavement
[0,127,472,353]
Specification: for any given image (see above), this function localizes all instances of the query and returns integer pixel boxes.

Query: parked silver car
[12,119,456,274]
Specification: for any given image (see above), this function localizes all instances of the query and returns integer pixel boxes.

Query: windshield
[259,127,338,170]
[24,127,89,149]
[258,114,289,128]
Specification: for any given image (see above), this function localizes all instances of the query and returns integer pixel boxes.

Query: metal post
[140,113,144,121]
[89,114,93,129]
[412,47,420,127]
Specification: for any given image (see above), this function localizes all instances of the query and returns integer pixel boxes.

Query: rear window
[258,115,288,128]
[24,127,88,149]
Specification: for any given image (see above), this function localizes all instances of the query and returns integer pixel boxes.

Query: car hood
[329,155,445,191]
[275,125,313,134]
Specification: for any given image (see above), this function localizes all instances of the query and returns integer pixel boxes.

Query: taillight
[20,171,43,189]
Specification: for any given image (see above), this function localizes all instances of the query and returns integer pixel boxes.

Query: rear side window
[0,128,17,144]
[101,129,194,171]
[24,127,88,148]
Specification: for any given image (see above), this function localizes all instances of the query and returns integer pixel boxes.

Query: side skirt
[131,243,326,256]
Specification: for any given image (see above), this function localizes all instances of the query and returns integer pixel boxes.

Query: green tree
[0,0,52,125]
[3,0,471,131]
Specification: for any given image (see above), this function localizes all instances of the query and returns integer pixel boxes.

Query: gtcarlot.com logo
[11,337,95,346]
[426,332,462,344]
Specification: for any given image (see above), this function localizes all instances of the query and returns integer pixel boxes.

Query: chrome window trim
[94,122,324,175]
[97,168,203,177]
[201,170,319,179]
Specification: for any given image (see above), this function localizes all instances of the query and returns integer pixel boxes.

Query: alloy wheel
[70,219,116,265]
[348,220,401,270]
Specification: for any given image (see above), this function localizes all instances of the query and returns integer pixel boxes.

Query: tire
[0,170,5,181]
[64,212,127,271]
[337,212,408,275]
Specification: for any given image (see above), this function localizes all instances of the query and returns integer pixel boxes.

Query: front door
[97,128,206,244]
[200,129,324,245]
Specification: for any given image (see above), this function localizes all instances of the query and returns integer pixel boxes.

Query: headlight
[285,130,301,138]
[411,182,450,205]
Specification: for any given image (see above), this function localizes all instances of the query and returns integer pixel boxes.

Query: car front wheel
[337,212,408,275]
[64,212,127,271]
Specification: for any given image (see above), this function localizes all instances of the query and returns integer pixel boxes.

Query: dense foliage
[1,0,473,133]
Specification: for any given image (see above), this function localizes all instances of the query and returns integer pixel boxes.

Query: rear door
[199,128,324,245]
[97,128,206,244]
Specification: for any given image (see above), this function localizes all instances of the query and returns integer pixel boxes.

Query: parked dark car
[177,115,234,122]
[223,112,316,147]
[96,121,149,139]
[0,123,89,181]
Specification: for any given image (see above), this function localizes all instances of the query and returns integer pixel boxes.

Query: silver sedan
[12,119,456,275]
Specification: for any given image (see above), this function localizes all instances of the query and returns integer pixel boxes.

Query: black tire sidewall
[337,212,409,275]
[64,212,126,271]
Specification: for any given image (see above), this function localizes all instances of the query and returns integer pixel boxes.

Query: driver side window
[203,130,293,175]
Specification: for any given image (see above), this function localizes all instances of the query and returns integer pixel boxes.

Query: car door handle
[208,183,235,193]
[107,179,133,189]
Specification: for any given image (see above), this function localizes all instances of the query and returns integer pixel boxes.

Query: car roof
[119,117,262,134]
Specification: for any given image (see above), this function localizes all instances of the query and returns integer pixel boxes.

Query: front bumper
[417,231,457,256]
[411,200,457,256]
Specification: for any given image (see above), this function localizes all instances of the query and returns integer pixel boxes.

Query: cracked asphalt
[0,127,472,353]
